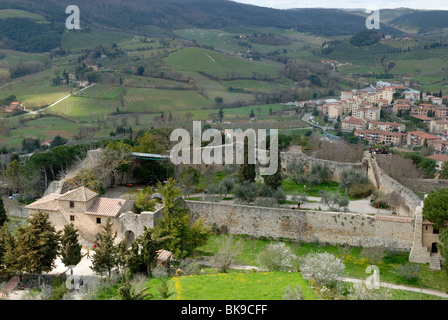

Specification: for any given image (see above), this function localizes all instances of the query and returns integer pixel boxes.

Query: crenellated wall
[185,201,414,251]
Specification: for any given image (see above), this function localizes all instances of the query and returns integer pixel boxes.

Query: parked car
[9,194,19,200]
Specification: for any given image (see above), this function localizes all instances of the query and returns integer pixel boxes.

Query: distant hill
[0,0,404,52]
[389,10,448,33]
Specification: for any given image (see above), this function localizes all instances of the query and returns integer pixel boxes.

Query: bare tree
[376,154,423,190]
[308,138,364,163]
[211,235,244,273]
[361,247,385,265]
[184,112,194,121]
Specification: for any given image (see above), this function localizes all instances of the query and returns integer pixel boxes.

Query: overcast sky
[232,0,448,10]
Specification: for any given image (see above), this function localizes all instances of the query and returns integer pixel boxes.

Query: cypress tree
[91,218,118,278]
[60,223,82,273]
[263,153,283,191]
[238,136,256,183]
[0,197,7,227]
[15,211,60,285]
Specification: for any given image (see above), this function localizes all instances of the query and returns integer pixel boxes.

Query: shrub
[348,183,374,199]
[253,197,278,208]
[286,160,304,185]
[258,184,274,198]
[219,177,235,198]
[158,280,169,299]
[319,191,349,211]
[395,263,421,283]
[257,242,297,271]
[49,276,68,300]
[282,285,304,300]
[299,252,345,287]
[135,189,159,212]
[347,283,391,300]
[233,181,258,203]
[291,192,308,203]
[339,170,370,191]
[211,235,244,273]
[152,265,169,278]
[272,188,287,203]
[179,168,200,186]
[361,247,385,265]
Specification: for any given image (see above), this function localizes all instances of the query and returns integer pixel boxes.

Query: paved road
[301,113,340,140]
[339,277,448,299]
[29,83,96,114]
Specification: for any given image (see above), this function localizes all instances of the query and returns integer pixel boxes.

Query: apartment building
[355,129,406,146]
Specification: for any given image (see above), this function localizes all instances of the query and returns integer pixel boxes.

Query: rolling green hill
[390,10,448,33]
[164,47,282,79]
[0,9,45,20]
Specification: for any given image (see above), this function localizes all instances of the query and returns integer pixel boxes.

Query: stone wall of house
[185,201,414,251]
[116,206,163,242]
[4,197,28,218]
[280,151,367,182]
[28,207,122,247]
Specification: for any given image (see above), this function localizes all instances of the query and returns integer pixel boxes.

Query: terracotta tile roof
[58,187,98,202]
[342,116,366,124]
[369,121,403,127]
[426,154,448,162]
[356,129,405,137]
[408,131,439,140]
[374,215,413,223]
[432,139,448,145]
[85,198,126,217]
[412,115,432,121]
[156,249,173,261]
[25,193,61,211]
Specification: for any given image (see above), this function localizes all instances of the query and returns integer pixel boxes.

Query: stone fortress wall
[33,149,437,265]
[184,201,414,251]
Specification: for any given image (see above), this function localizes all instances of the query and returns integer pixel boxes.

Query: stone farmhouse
[25,187,133,246]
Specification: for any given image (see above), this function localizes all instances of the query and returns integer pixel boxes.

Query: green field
[196,235,448,294]
[172,272,316,300]
[176,103,286,120]
[0,79,71,109]
[223,79,290,93]
[392,58,447,75]
[124,87,212,113]
[164,47,282,78]
[78,84,123,100]
[0,9,45,21]
[0,116,87,147]
[48,95,120,121]
[61,29,132,51]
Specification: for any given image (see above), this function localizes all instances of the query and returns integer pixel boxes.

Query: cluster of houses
[314,81,448,171]
[4,102,24,113]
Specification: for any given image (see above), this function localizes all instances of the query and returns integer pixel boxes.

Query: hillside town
[296,81,448,169]
[3,0,448,307]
